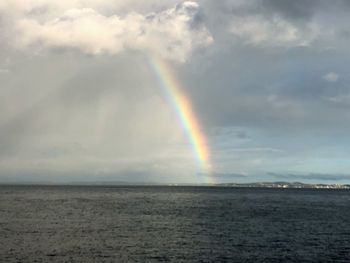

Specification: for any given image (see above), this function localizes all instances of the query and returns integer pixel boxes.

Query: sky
[1,0,350,184]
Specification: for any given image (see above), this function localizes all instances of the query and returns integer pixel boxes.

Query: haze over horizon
[1,0,350,184]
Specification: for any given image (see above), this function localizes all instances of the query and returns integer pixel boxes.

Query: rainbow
[148,55,211,178]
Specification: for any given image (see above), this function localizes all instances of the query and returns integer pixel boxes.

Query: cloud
[2,0,350,184]
[269,172,350,181]
[0,69,10,74]
[260,0,320,20]
[323,72,339,82]
[197,172,246,179]
[0,52,205,182]
[325,94,350,105]
[236,131,248,139]
[229,15,318,47]
[211,172,246,178]
[10,1,212,62]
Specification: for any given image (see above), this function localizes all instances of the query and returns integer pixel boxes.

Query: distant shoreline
[0,182,349,189]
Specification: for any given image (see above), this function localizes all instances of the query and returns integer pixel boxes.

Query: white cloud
[323,72,339,82]
[5,1,212,62]
[0,0,178,15]
[230,15,318,48]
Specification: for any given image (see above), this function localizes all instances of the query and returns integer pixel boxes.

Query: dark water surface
[0,186,349,262]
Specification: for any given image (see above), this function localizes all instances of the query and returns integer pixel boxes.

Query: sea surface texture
[0,186,349,262]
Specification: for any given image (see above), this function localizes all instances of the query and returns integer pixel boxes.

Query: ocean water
[0,186,349,262]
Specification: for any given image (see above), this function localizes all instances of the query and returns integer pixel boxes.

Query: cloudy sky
[1,0,350,184]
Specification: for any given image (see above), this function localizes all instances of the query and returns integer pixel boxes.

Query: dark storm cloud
[268,172,350,181]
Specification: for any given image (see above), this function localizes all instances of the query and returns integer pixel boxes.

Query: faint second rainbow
[148,55,211,177]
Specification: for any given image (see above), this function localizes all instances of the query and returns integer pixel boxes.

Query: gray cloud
[269,172,350,181]
[1,0,350,183]
[210,172,246,178]
[0,68,10,74]
[260,0,320,20]
[323,72,339,82]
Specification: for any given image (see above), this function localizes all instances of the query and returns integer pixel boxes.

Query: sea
[0,185,349,262]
